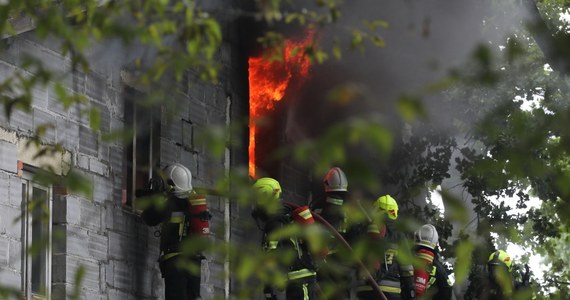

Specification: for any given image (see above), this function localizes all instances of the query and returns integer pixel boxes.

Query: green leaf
[473,44,493,67]
[505,37,524,64]
[196,125,227,159]
[351,30,364,50]
[147,24,162,45]
[54,83,73,110]
[332,44,342,60]
[370,35,385,48]
[454,240,474,284]
[89,107,100,131]
[440,189,470,225]
[63,170,92,198]
[314,49,329,63]
[236,255,256,282]
[34,123,55,139]
[329,7,341,22]
[204,18,222,43]
[363,19,390,33]
[365,123,393,157]
[187,39,200,56]
[396,95,425,122]
[70,265,86,300]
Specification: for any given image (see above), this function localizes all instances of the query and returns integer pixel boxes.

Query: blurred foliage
[2,0,570,299]
[442,0,570,298]
[0,0,393,298]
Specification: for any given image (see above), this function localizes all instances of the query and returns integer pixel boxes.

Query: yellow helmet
[374,195,398,220]
[488,250,512,272]
[252,177,282,203]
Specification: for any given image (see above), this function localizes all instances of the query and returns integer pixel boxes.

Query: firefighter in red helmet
[251,177,319,300]
[312,167,351,299]
[140,163,211,300]
[318,167,349,235]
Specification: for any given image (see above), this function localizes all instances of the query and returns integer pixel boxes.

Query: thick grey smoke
[286,0,531,140]
[277,3,535,296]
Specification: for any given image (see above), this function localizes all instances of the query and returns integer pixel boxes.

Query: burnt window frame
[122,86,161,211]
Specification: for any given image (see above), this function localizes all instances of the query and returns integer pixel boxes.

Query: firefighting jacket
[414,246,452,300]
[357,221,415,300]
[260,205,318,300]
[262,207,317,277]
[485,276,513,300]
[484,264,531,300]
[312,192,348,235]
[429,257,453,299]
[142,194,199,260]
[312,193,348,258]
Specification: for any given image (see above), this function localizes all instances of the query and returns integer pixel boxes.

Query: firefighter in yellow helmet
[251,177,319,300]
[356,195,415,300]
[481,249,532,300]
[485,250,514,299]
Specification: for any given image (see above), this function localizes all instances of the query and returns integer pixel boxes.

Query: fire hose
[284,201,387,300]
[194,187,386,300]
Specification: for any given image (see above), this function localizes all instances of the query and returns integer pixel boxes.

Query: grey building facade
[0,3,250,299]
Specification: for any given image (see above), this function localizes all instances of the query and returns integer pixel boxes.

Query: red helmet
[323,167,348,192]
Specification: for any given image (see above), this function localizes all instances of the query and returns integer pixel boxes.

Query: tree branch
[523,0,570,75]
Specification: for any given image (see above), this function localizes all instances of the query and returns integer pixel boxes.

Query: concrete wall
[0,3,249,299]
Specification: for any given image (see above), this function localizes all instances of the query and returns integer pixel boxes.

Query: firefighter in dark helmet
[251,177,319,300]
[140,163,211,300]
[312,167,351,299]
[356,195,415,300]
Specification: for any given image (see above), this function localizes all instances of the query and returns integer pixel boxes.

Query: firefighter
[413,224,452,300]
[312,167,351,299]
[251,177,319,300]
[140,163,211,300]
[356,195,415,300]
[484,250,514,299]
[315,167,348,234]
[483,250,531,300]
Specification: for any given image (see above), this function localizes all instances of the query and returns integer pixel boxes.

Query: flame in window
[248,31,315,178]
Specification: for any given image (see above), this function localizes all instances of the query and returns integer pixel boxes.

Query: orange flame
[249,31,315,178]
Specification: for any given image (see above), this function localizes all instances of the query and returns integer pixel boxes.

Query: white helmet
[323,167,348,192]
[415,224,439,250]
[164,163,193,198]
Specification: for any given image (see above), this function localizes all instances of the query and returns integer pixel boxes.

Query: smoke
[274,0,536,204]
[288,0,523,140]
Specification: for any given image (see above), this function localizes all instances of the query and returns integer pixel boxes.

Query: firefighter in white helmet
[413,224,452,299]
[251,177,319,300]
[140,163,211,300]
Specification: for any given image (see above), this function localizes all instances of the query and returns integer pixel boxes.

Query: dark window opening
[123,87,161,209]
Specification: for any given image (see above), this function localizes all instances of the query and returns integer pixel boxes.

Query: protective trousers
[317,254,352,299]
[162,255,201,300]
[286,276,318,300]
[356,286,402,300]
